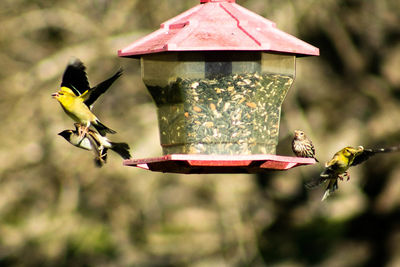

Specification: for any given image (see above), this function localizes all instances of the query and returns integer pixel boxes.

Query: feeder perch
[119,0,319,173]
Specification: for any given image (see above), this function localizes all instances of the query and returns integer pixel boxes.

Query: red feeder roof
[118,0,319,58]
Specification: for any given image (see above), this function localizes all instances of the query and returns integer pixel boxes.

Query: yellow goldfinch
[52,58,122,136]
[292,130,318,162]
[58,123,131,167]
[306,145,400,200]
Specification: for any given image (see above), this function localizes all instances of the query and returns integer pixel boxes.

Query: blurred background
[1,0,400,266]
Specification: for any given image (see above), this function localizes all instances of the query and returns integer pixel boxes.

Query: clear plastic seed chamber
[142,52,295,155]
[118,0,319,173]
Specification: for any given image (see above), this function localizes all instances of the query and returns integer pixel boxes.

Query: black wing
[351,145,400,166]
[84,68,123,108]
[61,58,90,96]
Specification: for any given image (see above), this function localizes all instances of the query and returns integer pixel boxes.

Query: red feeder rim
[118,0,319,57]
[124,154,316,174]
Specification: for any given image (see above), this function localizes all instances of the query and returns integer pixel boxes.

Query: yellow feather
[54,87,97,125]
[79,89,91,102]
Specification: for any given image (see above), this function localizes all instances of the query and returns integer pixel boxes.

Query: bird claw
[338,172,350,181]
[77,124,89,139]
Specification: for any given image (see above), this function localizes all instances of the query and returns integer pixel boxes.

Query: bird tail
[110,142,131,159]
[321,179,338,201]
[93,120,117,136]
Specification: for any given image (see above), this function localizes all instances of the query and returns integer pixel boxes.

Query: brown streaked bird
[292,130,318,162]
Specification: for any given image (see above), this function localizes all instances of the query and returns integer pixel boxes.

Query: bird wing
[87,131,104,157]
[61,58,90,96]
[351,145,400,166]
[350,149,376,166]
[305,157,345,189]
[305,176,327,189]
[87,131,108,167]
[83,68,123,109]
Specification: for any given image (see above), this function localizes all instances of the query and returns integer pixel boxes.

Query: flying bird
[292,130,318,162]
[305,145,400,201]
[52,58,122,136]
[58,123,131,167]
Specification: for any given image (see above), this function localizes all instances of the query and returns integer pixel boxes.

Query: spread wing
[61,58,90,96]
[83,68,123,108]
[305,176,327,189]
[351,145,400,166]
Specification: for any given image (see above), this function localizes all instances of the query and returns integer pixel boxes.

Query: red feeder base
[123,154,316,174]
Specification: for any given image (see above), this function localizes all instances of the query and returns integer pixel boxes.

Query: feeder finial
[200,0,235,3]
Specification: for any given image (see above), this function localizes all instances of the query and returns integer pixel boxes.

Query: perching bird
[52,58,122,136]
[292,130,318,162]
[306,145,400,201]
[58,123,131,167]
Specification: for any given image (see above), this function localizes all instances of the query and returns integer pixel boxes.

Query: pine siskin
[306,145,400,201]
[292,130,318,162]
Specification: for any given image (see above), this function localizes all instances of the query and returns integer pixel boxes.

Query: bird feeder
[119,0,319,173]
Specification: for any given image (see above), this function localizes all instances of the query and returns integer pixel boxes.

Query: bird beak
[51,92,59,98]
